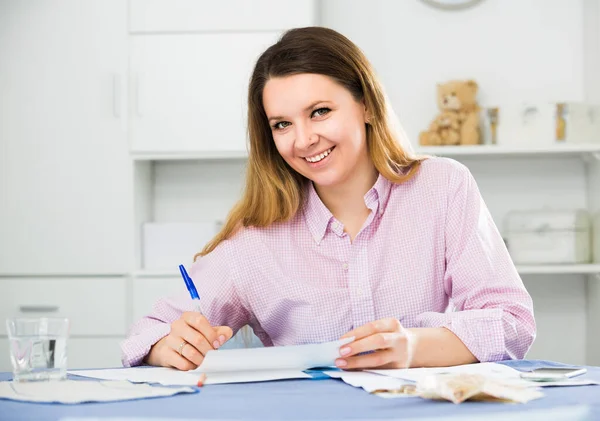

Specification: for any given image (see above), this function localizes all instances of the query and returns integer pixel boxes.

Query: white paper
[368,362,598,388]
[69,367,202,386]
[70,338,352,386]
[324,370,413,397]
[201,369,311,385]
[0,380,194,404]
[194,337,354,374]
[368,362,520,382]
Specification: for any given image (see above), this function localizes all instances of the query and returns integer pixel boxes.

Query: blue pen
[179,264,200,300]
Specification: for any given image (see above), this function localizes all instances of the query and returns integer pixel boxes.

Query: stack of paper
[70,338,353,386]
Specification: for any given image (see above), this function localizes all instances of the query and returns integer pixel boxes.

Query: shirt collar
[302,173,393,245]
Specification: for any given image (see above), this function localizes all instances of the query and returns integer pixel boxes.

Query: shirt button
[342,263,349,270]
[357,288,363,297]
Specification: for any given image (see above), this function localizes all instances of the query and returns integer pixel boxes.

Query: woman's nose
[295,128,319,151]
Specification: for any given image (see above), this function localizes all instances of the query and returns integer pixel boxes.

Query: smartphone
[520,367,587,381]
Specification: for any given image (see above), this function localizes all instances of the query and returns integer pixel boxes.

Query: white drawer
[0,337,124,371]
[0,278,128,336]
[129,0,316,33]
[132,277,186,323]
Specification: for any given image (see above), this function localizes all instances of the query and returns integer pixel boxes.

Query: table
[1,360,599,421]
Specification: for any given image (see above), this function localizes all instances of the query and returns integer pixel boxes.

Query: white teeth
[305,148,332,163]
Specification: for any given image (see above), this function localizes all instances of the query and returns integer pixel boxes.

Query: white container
[496,102,557,147]
[558,103,600,145]
[142,222,219,270]
[504,209,592,264]
[495,102,600,147]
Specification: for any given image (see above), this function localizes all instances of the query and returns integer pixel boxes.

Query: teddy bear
[419,79,481,146]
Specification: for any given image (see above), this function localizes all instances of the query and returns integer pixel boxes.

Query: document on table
[324,370,414,397]
[70,337,353,386]
[368,362,599,388]
[0,380,195,404]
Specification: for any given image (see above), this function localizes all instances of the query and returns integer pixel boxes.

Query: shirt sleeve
[120,237,251,367]
[415,160,536,362]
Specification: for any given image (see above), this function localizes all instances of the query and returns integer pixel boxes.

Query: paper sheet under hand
[70,338,352,386]
[0,380,195,404]
[194,337,354,375]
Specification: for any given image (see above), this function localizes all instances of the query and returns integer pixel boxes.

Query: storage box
[142,222,219,270]
[504,209,592,264]
[494,102,600,147]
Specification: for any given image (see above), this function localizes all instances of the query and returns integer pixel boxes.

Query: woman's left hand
[336,318,415,370]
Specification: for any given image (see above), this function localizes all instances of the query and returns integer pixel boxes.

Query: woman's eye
[312,108,330,118]
[273,121,291,130]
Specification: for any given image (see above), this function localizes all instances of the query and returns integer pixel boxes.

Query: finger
[166,349,197,371]
[336,349,397,370]
[215,326,234,346]
[340,318,402,341]
[182,312,220,348]
[339,332,399,358]
[180,338,205,366]
[172,324,213,357]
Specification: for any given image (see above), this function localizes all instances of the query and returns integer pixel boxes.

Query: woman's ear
[362,99,370,124]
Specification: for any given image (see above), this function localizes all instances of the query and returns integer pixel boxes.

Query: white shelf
[131,150,248,161]
[130,144,600,161]
[133,269,181,278]
[133,265,600,279]
[416,144,600,158]
[516,264,600,275]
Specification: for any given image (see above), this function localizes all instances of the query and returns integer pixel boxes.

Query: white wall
[320,0,585,146]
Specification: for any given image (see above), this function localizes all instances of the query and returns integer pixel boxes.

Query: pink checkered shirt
[121,157,536,367]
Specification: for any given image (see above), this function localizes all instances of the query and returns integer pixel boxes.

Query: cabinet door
[130,32,280,154]
[132,276,186,323]
[0,337,124,371]
[0,278,128,336]
[129,0,316,33]
[0,0,131,275]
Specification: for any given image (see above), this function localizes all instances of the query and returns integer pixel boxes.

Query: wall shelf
[516,264,600,275]
[131,144,600,161]
[416,144,600,159]
[132,150,249,161]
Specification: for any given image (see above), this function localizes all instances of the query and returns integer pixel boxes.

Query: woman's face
[263,73,370,189]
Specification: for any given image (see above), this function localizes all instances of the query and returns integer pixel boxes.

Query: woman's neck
[314,161,379,239]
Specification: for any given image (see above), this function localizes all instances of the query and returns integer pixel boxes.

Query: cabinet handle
[112,73,122,118]
[19,305,60,313]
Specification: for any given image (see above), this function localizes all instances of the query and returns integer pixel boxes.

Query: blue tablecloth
[1,360,599,421]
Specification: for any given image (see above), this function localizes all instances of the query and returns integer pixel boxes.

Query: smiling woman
[121,27,536,374]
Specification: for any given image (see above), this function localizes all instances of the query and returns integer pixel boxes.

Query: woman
[121,27,535,371]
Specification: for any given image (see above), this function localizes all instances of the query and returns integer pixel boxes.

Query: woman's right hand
[145,312,234,370]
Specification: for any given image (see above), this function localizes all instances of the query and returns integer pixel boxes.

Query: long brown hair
[196,27,426,259]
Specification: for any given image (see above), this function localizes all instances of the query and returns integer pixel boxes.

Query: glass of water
[6,317,69,382]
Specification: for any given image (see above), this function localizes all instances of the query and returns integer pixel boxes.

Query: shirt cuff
[120,323,171,367]
[415,308,506,362]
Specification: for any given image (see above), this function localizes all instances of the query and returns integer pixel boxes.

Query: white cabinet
[130,32,280,154]
[0,278,128,336]
[131,276,186,323]
[0,0,132,275]
[129,0,317,33]
[0,337,124,371]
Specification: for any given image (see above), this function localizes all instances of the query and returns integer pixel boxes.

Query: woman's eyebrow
[268,100,329,123]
